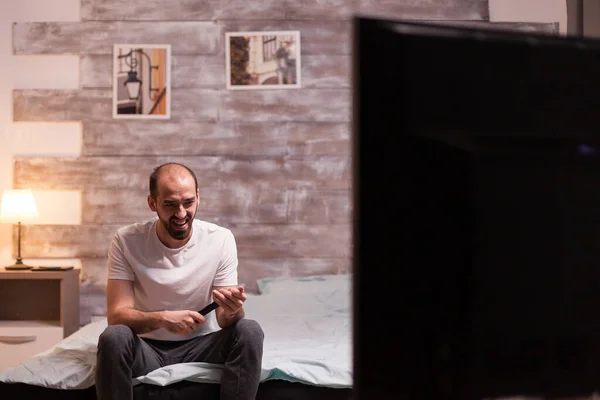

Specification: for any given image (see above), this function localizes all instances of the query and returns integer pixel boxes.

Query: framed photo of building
[225,31,301,90]
[112,44,171,119]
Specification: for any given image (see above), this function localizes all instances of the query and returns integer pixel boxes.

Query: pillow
[256,273,351,295]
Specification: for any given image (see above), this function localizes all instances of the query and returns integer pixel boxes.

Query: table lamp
[0,189,39,270]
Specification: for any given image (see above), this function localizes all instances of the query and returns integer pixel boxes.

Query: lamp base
[4,263,33,270]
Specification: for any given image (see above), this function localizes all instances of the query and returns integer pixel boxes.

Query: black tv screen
[353,16,600,400]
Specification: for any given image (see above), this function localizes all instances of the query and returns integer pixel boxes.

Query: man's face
[149,173,198,242]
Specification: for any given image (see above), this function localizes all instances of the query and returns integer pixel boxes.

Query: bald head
[149,163,198,200]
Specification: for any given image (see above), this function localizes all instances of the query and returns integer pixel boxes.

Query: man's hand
[213,286,247,317]
[161,310,205,335]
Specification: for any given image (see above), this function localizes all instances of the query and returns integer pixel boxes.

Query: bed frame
[0,380,352,400]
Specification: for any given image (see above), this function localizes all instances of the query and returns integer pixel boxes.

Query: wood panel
[14,21,351,56]
[302,55,351,88]
[14,156,351,191]
[356,0,488,20]
[81,121,350,156]
[82,121,245,156]
[82,187,289,225]
[171,54,225,88]
[81,0,287,21]
[80,0,352,21]
[220,89,351,122]
[282,122,350,156]
[217,157,350,189]
[216,88,350,122]
[287,189,351,224]
[81,0,489,21]
[80,54,349,89]
[14,156,222,190]
[234,224,351,258]
[284,0,354,20]
[16,224,119,258]
[81,187,349,225]
[18,224,351,259]
[13,22,220,55]
[196,185,293,224]
[13,89,112,122]
[82,190,155,225]
[13,89,221,122]
[79,55,110,89]
[81,0,221,21]
[14,88,348,122]
[216,0,288,20]
[171,89,221,121]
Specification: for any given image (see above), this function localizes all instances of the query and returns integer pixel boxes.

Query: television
[352,16,600,400]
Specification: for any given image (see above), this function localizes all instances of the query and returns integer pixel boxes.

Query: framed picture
[112,44,171,119]
[226,31,301,90]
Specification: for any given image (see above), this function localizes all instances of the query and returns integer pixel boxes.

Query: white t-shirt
[107,217,238,341]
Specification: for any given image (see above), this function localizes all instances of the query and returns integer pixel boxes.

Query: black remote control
[199,301,219,316]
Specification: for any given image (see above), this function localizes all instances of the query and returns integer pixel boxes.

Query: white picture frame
[112,44,172,119]
[225,31,301,90]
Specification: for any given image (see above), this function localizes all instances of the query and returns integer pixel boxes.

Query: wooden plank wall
[11,0,558,324]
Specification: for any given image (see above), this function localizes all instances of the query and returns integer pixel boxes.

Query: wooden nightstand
[0,268,80,373]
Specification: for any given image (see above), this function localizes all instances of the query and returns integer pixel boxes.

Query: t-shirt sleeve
[213,229,239,287]
[107,232,135,281]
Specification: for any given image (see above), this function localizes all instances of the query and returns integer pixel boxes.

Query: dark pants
[95,319,264,400]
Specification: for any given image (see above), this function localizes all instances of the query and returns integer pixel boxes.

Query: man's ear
[148,195,157,212]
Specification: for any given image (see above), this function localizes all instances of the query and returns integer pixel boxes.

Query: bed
[0,274,353,400]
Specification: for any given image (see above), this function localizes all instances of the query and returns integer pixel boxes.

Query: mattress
[0,274,353,393]
[0,380,351,400]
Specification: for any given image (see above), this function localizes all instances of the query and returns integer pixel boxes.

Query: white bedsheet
[0,275,352,390]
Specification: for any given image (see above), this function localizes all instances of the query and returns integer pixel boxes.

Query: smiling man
[95,162,264,400]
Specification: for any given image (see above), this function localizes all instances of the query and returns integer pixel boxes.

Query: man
[95,162,264,400]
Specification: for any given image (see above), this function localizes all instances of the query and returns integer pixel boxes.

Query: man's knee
[98,324,136,352]
[233,319,264,345]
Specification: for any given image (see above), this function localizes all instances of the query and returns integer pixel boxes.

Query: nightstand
[0,268,80,373]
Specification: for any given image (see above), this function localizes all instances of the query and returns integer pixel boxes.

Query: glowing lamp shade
[1,189,39,223]
[0,189,39,270]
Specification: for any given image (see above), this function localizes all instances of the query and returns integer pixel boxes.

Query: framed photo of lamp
[226,31,301,90]
[112,44,171,119]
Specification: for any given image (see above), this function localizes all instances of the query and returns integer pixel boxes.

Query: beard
[159,212,195,241]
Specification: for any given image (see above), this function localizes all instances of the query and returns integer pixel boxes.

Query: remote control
[198,302,219,316]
